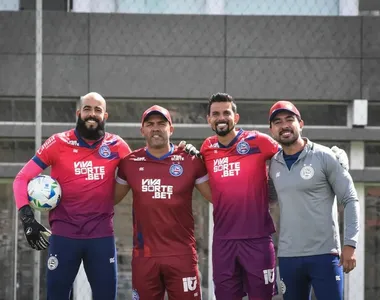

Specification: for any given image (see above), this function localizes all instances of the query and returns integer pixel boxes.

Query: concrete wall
[0,12,379,100]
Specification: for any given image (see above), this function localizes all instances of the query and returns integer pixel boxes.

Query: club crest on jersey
[169,164,183,177]
[300,165,314,180]
[99,145,111,158]
[236,140,250,155]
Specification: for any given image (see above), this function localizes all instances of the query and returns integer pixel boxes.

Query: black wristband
[19,205,34,223]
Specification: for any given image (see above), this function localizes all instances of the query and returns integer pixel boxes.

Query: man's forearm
[344,200,360,248]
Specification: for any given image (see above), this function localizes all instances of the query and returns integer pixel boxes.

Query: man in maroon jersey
[114,105,212,300]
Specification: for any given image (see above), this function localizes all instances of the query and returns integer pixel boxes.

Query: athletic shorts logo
[182,277,197,292]
[300,165,314,180]
[236,140,250,155]
[132,289,139,300]
[99,145,111,158]
[263,268,275,285]
[169,164,183,177]
[47,255,59,271]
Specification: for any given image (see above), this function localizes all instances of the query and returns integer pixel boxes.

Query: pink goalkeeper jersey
[201,129,279,240]
[32,129,131,238]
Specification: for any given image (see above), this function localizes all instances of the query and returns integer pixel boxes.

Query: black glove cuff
[19,205,35,223]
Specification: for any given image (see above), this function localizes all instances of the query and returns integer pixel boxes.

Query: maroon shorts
[213,237,276,300]
[132,254,201,300]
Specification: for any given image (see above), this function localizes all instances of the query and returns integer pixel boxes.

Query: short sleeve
[194,157,208,185]
[257,132,279,160]
[200,139,211,156]
[116,157,129,185]
[118,137,132,159]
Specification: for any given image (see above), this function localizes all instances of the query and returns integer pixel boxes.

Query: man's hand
[178,141,202,159]
[331,146,349,171]
[19,205,51,250]
[339,245,356,273]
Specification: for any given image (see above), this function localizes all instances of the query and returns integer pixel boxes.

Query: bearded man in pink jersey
[13,92,131,300]
[199,93,278,300]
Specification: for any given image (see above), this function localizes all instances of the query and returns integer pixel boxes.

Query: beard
[276,129,299,146]
[75,114,105,140]
[213,122,235,137]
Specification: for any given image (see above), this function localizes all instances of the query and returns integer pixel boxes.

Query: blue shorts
[278,254,343,300]
[46,235,117,300]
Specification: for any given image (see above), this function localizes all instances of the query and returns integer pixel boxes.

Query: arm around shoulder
[114,181,131,205]
[193,155,212,202]
[268,175,278,204]
[114,156,132,205]
[195,180,212,203]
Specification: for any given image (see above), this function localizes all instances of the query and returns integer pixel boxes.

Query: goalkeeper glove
[179,141,202,159]
[19,205,51,250]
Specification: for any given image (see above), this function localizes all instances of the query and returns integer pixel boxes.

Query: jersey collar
[275,138,313,164]
[218,129,244,148]
[146,143,174,160]
[74,129,104,149]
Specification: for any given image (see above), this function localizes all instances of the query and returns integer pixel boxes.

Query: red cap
[269,101,301,122]
[141,105,172,125]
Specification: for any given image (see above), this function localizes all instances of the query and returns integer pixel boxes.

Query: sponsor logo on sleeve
[37,136,56,155]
